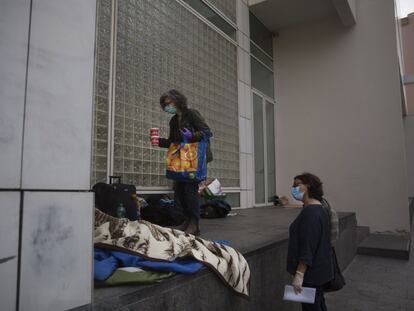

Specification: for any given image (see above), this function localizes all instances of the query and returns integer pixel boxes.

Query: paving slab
[327,230,414,311]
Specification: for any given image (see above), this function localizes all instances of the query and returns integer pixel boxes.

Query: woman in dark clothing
[287,173,333,311]
[155,89,212,235]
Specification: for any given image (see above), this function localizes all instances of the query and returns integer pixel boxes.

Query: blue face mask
[164,105,177,114]
[291,186,304,201]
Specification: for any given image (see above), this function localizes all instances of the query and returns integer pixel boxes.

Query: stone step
[357,233,411,260]
[356,226,370,245]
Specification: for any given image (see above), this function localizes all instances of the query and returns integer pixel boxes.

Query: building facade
[261,0,410,234]
[0,0,411,310]
[401,12,414,198]
[91,0,277,209]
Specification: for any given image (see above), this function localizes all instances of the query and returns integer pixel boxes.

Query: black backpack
[140,194,185,226]
[92,176,139,220]
[200,199,231,218]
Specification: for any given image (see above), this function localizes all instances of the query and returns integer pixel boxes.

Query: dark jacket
[159,108,213,163]
[287,204,333,286]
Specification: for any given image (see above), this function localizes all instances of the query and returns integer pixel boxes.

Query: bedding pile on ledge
[94,209,250,297]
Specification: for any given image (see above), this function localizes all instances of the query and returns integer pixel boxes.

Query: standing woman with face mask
[153,89,212,235]
[287,173,333,311]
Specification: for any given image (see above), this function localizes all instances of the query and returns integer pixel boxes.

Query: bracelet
[295,270,304,276]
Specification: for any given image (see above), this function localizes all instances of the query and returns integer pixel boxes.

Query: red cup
[151,136,159,146]
[150,128,159,137]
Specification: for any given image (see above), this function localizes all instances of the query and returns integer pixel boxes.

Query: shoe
[185,218,200,236]
[185,228,200,236]
[174,218,189,231]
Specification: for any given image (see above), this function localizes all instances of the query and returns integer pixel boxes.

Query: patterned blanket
[94,209,250,297]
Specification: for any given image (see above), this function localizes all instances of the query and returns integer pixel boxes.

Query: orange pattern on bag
[166,143,198,172]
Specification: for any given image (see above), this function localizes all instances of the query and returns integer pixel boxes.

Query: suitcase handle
[109,176,122,184]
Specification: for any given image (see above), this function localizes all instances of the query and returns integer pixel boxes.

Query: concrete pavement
[326,233,414,311]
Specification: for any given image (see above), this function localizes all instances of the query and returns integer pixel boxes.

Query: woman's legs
[173,181,200,234]
[301,287,327,311]
[174,182,189,230]
[182,182,200,235]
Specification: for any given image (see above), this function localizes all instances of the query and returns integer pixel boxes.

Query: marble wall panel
[0,0,31,188]
[0,192,20,259]
[22,0,96,190]
[19,191,93,311]
[0,192,20,311]
[0,258,18,311]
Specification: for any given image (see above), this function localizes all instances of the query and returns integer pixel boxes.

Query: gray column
[237,0,255,208]
[0,1,31,310]
[0,0,97,310]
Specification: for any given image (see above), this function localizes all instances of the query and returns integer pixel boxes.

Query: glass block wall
[92,0,112,184]
[206,0,236,23]
[92,0,239,188]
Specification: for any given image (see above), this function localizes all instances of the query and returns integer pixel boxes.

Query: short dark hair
[159,89,188,111]
[294,172,324,201]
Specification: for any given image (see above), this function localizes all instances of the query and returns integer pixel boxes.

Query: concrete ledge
[356,226,370,245]
[94,207,357,311]
[68,304,92,311]
[357,234,411,260]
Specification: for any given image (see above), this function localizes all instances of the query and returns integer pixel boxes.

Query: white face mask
[291,186,304,201]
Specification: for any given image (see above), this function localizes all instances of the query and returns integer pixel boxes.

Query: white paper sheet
[283,285,316,304]
[118,267,144,273]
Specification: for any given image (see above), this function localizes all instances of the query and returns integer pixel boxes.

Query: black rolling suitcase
[92,176,139,220]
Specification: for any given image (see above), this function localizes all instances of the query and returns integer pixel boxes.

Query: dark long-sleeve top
[287,204,333,286]
[159,108,213,163]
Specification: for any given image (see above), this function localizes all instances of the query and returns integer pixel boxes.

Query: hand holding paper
[283,285,316,304]
[292,270,304,293]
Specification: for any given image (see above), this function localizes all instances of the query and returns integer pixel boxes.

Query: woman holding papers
[287,173,333,311]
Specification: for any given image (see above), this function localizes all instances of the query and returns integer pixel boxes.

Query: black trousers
[301,286,327,311]
[174,181,200,220]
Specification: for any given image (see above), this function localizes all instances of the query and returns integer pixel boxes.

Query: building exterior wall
[347,0,356,18]
[0,0,96,310]
[332,0,357,26]
[405,116,414,197]
[91,0,263,208]
[274,0,409,233]
[401,12,414,115]
[401,13,414,198]
[0,1,30,307]
[92,0,240,197]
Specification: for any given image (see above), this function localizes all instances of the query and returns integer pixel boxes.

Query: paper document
[283,285,316,304]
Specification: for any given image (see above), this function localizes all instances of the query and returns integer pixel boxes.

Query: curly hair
[294,172,324,201]
[159,89,188,111]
